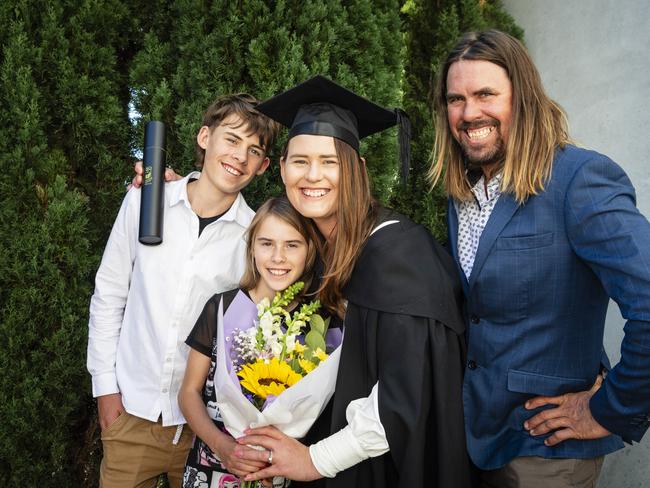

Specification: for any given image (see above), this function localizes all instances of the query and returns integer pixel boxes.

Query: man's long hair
[429,30,571,203]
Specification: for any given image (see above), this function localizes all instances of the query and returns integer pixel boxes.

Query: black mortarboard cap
[256,75,411,184]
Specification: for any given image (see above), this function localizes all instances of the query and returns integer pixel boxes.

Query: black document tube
[138,121,166,245]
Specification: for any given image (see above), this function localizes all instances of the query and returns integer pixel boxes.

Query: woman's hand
[235,426,323,482]
[209,432,269,478]
[128,161,180,189]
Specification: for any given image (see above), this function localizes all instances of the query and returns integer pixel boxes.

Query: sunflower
[238,358,303,400]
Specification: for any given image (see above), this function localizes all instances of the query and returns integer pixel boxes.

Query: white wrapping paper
[214,297,341,439]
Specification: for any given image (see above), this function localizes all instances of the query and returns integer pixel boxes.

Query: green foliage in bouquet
[303,313,330,360]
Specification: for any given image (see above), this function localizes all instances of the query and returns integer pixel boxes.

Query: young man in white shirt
[87,94,278,487]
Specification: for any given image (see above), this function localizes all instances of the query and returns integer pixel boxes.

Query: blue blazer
[448,145,650,469]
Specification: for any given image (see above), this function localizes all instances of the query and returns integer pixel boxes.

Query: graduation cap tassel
[395,108,411,186]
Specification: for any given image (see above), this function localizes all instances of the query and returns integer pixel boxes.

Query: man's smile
[466,126,495,140]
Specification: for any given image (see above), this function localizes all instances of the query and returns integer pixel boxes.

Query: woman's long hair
[315,138,377,317]
[429,29,571,204]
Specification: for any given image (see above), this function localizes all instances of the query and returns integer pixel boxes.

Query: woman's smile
[281,134,340,237]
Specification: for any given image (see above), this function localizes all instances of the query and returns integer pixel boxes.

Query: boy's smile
[196,114,270,199]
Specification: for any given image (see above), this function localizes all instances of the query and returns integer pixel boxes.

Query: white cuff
[309,426,368,478]
[308,383,390,478]
[92,372,120,398]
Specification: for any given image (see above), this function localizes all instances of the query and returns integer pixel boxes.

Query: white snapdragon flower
[289,319,305,335]
[256,297,270,316]
[270,340,283,357]
[259,311,275,333]
[285,334,296,354]
[262,329,275,346]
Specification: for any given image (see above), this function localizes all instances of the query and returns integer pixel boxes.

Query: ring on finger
[267,449,273,464]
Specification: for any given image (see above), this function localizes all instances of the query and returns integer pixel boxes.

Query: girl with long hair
[178,196,320,488]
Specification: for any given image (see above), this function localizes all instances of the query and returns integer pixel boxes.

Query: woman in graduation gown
[235,76,473,488]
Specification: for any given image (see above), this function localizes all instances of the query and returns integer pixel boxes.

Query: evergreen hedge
[129,0,403,209]
[0,1,136,485]
[0,1,521,485]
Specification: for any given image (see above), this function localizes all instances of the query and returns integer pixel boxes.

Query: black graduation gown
[323,211,472,488]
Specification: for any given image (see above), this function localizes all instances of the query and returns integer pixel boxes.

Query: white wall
[501,1,650,486]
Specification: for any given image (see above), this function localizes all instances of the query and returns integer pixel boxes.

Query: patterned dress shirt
[454,172,503,279]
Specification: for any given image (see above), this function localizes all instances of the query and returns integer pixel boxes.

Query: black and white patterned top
[454,173,503,279]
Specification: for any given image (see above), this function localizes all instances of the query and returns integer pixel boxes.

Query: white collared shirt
[87,172,254,426]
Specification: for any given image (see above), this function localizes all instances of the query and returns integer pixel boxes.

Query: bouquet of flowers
[232,282,335,409]
[214,282,342,441]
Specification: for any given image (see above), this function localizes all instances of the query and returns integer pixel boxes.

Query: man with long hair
[430,29,650,487]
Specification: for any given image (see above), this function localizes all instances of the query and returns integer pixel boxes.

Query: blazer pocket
[507,369,590,397]
[496,232,554,250]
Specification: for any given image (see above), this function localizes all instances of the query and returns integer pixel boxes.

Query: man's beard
[457,119,506,169]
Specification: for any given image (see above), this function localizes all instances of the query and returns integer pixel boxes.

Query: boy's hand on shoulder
[128,161,180,190]
[97,393,125,430]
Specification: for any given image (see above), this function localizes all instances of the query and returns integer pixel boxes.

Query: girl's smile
[251,215,309,301]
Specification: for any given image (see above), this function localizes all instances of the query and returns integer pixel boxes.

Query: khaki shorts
[100,411,193,488]
[480,455,605,488]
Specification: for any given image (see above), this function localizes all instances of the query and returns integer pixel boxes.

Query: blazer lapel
[447,198,470,295]
[468,193,519,290]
